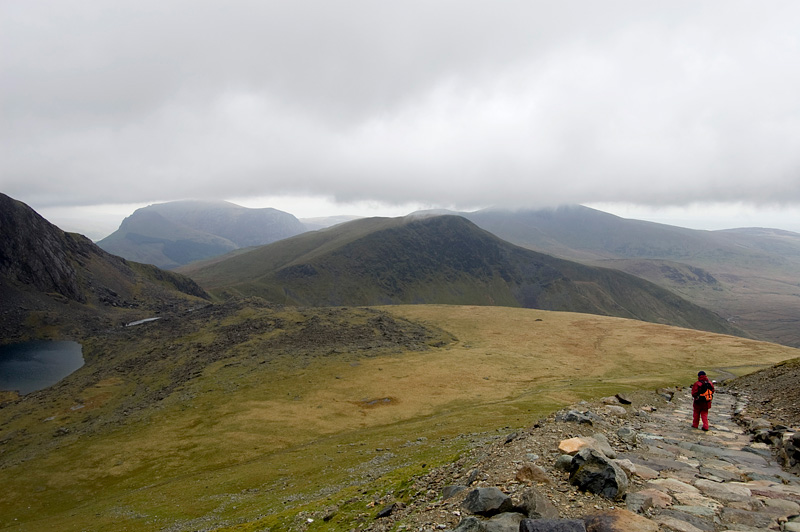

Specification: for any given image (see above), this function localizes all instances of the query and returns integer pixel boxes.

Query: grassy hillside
[1,302,797,531]
[463,206,800,347]
[184,215,744,337]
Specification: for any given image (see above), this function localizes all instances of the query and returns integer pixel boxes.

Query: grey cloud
[2,1,800,211]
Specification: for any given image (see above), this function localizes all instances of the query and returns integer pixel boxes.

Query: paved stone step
[619,389,800,531]
[432,385,800,532]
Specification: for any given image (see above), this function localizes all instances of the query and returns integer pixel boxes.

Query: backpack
[695,381,714,403]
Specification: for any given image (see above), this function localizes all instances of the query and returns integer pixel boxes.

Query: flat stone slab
[583,509,659,532]
[672,492,723,511]
[694,479,751,501]
[698,466,743,482]
[646,478,700,494]
[616,454,696,472]
[657,509,715,531]
[719,507,776,528]
[652,515,705,532]
[670,505,716,518]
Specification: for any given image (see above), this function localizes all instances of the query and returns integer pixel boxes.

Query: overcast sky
[2,1,800,239]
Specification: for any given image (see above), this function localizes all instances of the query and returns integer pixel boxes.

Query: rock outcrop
[567,448,628,499]
[0,193,208,339]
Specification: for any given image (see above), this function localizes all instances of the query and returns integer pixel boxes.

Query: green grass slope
[186,215,744,337]
[1,302,797,531]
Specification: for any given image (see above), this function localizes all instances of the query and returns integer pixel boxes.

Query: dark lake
[0,341,84,395]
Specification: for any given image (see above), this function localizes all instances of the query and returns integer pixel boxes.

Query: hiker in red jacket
[691,370,715,431]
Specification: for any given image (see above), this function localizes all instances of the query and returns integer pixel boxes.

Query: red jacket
[691,375,714,406]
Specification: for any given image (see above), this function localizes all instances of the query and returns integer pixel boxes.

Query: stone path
[617,389,800,531]
[367,388,800,532]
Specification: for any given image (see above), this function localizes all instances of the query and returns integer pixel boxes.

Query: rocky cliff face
[0,193,208,340]
[0,193,86,302]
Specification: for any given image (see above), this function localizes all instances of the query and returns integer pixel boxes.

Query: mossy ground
[1,304,797,531]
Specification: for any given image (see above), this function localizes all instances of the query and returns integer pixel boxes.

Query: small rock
[518,487,559,519]
[554,454,574,472]
[558,410,594,425]
[589,433,616,459]
[615,393,632,405]
[656,388,675,401]
[519,518,587,532]
[375,502,404,519]
[558,435,615,459]
[485,512,526,532]
[443,485,468,500]
[612,458,636,477]
[452,516,487,532]
[616,426,637,444]
[603,405,627,418]
[462,487,513,517]
[749,418,772,431]
[626,491,654,513]
[559,437,591,455]
[568,448,628,500]
[516,464,552,485]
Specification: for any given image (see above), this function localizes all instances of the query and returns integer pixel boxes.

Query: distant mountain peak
[98,199,307,269]
[0,193,208,340]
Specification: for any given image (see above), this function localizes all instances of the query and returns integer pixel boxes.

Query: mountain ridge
[97,200,307,269]
[0,193,209,341]
[185,214,745,337]
[458,205,800,346]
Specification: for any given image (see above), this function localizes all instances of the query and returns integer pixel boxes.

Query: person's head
[698,371,706,377]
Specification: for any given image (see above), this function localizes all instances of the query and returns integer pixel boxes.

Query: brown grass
[1,305,797,531]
